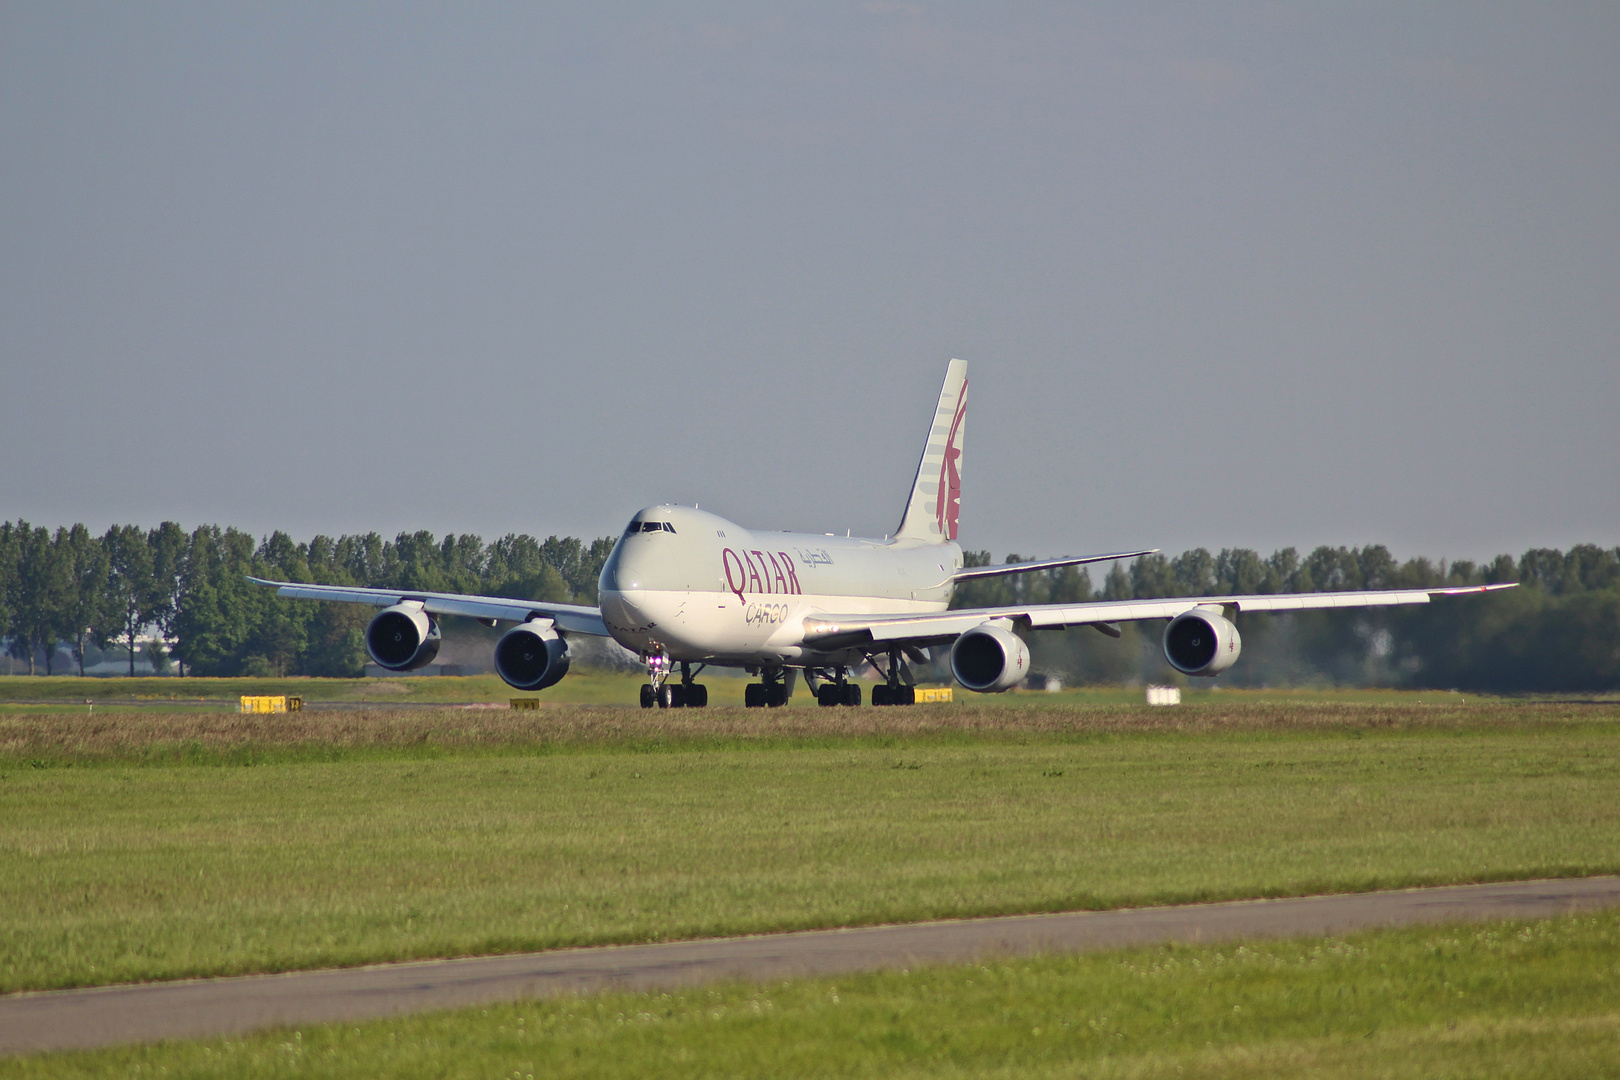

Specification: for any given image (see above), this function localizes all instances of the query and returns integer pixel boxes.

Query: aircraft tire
[668,684,686,708]
[639,684,655,709]
[842,683,862,707]
[766,684,787,708]
[872,685,891,707]
[817,684,840,707]
[744,683,764,708]
[657,684,676,708]
[688,684,708,708]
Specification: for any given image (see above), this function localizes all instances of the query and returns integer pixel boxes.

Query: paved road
[4,876,1618,1056]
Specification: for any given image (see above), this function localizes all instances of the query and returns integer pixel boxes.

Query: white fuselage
[597,505,963,666]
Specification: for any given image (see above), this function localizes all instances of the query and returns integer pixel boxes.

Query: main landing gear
[869,648,917,707]
[640,656,708,709]
[744,666,793,708]
[810,666,861,708]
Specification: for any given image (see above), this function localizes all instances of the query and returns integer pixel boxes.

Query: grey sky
[3,3,1616,564]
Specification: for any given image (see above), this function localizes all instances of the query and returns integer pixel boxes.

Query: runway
[4,876,1618,1056]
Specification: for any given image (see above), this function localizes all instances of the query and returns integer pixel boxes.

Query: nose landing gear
[640,655,708,709]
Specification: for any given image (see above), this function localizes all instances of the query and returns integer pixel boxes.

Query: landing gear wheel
[872,685,891,707]
[744,683,765,708]
[657,683,677,709]
[817,684,840,707]
[686,684,708,708]
[668,684,687,708]
[639,684,655,709]
[766,684,787,708]
[843,683,861,707]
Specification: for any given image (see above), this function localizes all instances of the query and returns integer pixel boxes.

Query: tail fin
[894,359,968,542]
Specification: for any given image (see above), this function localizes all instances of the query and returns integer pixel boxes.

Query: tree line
[0,522,612,677]
[2,521,1616,690]
[951,542,1620,692]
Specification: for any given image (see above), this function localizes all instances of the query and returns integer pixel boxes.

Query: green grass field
[0,671,1525,711]
[8,913,1620,1078]
[1,701,1615,995]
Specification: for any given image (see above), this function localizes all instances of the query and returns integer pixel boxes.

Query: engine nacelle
[365,603,441,671]
[494,619,571,691]
[1162,607,1242,677]
[950,622,1031,693]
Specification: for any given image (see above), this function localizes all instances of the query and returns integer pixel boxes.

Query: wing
[246,577,610,636]
[951,549,1158,582]
[801,583,1518,650]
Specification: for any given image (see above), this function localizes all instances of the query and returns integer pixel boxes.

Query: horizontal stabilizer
[952,549,1158,583]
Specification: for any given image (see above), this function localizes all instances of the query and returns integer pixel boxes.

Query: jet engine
[495,619,571,691]
[365,603,441,671]
[1162,607,1242,677]
[950,622,1031,693]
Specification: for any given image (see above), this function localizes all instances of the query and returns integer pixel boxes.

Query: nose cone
[596,533,672,651]
[598,534,658,594]
[599,505,727,597]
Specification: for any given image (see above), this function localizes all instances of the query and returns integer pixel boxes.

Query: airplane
[251,360,1514,708]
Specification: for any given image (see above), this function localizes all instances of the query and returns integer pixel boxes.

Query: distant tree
[1356,545,1397,590]
[62,524,110,676]
[9,524,72,675]
[244,532,309,676]
[148,521,188,639]
[0,522,16,657]
[296,534,367,676]
[171,526,266,677]
[1214,548,1275,594]
[103,525,156,676]
[1299,546,1360,592]
[1444,559,1479,586]
[1484,554,1518,584]
[1565,544,1620,593]
[143,638,172,674]
[1101,561,1132,601]
[1517,548,1568,593]
[1040,564,1093,605]
[1266,547,1300,591]
[1170,549,1215,596]
[486,533,571,603]
[573,537,617,603]
[1129,553,1175,598]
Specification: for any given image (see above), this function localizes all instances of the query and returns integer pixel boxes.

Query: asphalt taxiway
[4,876,1617,1055]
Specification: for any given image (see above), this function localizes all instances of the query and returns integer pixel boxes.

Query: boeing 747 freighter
[253,360,1512,707]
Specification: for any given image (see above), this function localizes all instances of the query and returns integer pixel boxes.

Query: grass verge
[0,672,1531,711]
[0,700,1608,767]
[7,913,1620,1078]
[1,704,1616,992]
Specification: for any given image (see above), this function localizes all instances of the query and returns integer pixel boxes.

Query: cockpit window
[663,522,676,533]
[639,521,676,533]
[624,519,642,537]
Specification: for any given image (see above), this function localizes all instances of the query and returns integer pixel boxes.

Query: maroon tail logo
[934,380,966,540]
